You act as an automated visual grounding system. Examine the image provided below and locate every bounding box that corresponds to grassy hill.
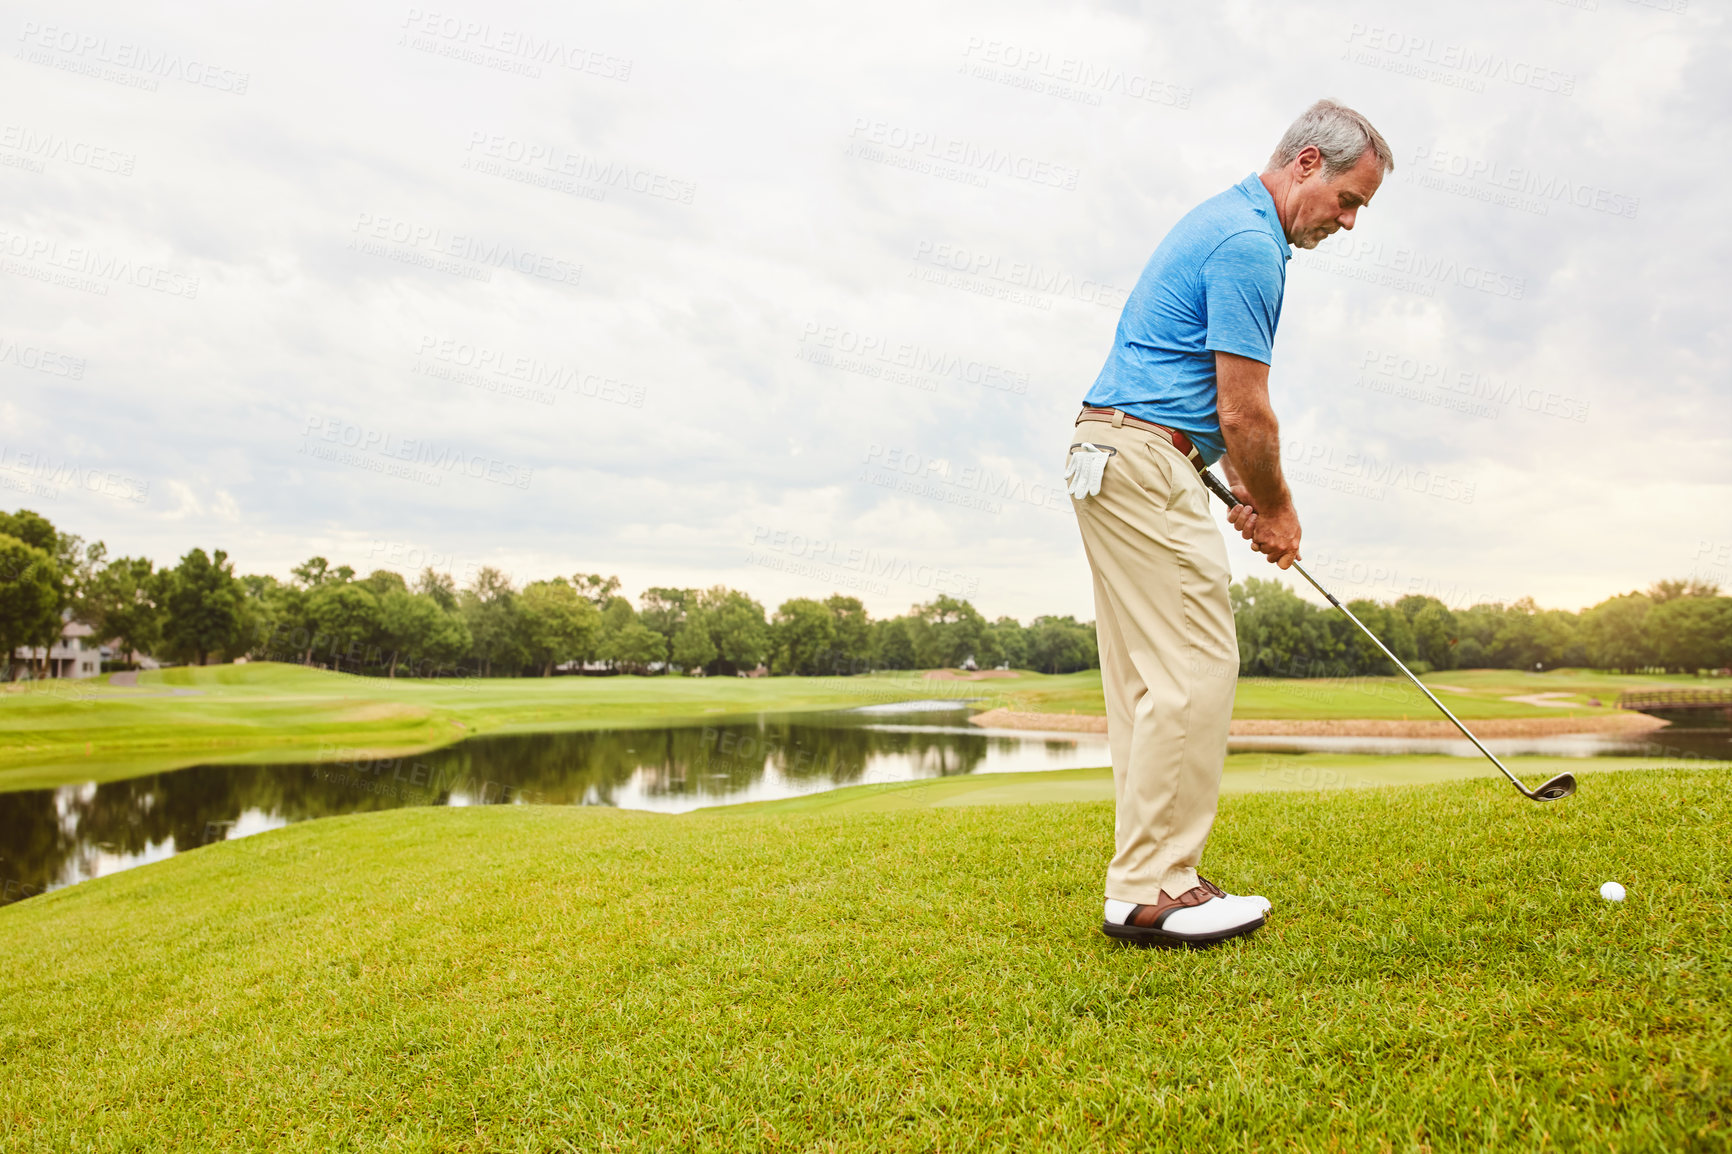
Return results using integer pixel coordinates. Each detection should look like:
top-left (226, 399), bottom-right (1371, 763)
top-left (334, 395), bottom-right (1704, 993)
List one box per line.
top-left (1, 765), bottom-right (1725, 1151)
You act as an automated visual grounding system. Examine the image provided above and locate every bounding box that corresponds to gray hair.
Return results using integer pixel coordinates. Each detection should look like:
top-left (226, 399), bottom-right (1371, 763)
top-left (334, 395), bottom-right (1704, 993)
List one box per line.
top-left (1266, 99), bottom-right (1394, 179)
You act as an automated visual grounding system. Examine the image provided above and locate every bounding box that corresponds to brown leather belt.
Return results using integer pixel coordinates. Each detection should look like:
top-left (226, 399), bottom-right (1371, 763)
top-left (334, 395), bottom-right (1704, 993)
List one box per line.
top-left (1075, 406), bottom-right (1205, 471)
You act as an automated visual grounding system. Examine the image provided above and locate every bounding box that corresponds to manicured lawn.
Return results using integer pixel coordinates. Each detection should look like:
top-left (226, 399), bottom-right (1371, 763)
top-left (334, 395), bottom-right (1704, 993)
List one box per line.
top-left (999, 667), bottom-right (1731, 722)
top-left (1, 764), bottom-right (1725, 1150)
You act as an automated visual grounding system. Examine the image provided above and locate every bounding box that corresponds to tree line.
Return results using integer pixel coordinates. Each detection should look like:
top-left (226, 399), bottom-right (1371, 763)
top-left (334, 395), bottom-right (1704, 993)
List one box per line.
top-left (0, 508), bottom-right (1097, 678)
top-left (1231, 576), bottom-right (1731, 676)
top-left (2, 506), bottom-right (1726, 679)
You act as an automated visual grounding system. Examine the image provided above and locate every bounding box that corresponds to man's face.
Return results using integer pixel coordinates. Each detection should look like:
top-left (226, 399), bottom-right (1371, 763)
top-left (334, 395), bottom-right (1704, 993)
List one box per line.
top-left (1285, 147), bottom-right (1384, 250)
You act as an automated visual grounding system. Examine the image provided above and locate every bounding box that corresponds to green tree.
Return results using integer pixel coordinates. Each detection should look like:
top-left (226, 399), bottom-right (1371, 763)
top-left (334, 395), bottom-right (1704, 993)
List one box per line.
top-left (379, 589), bottom-right (471, 677)
top-left (1340, 599), bottom-right (1414, 674)
top-left (671, 610), bottom-right (719, 673)
top-left (771, 598), bottom-right (837, 676)
top-left (0, 510), bottom-right (97, 676)
top-left (461, 567), bottom-right (523, 676)
top-left (159, 548), bottom-right (244, 666)
top-left (1580, 593), bottom-right (1652, 672)
top-left (359, 569), bottom-right (408, 597)
top-left (871, 616), bottom-right (918, 670)
top-left (415, 568), bottom-right (459, 612)
top-left (1646, 595), bottom-right (1732, 672)
top-left (573, 573), bottom-right (622, 608)
top-left (823, 595), bottom-right (872, 674)
top-left (85, 556), bottom-right (161, 663)
top-left (990, 616), bottom-right (1029, 670)
top-left (906, 595), bottom-right (994, 669)
top-left (308, 582), bottom-right (382, 671)
top-left (1231, 579), bottom-right (1343, 677)
top-left (290, 556), bottom-right (353, 587)
top-left (1409, 603), bottom-right (1458, 671)
top-left (520, 579), bottom-right (603, 676)
top-left (0, 535), bottom-right (60, 680)
top-left (1481, 598), bottom-right (1576, 670)
top-left (0, 510), bottom-right (57, 554)
top-left (639, 587), bottom-right (694, 648)
top-left (1648, 577), bottom-right (1721, 603)
top-left (1025, 615), bottom-right (1098, 674)
top-left (604, 622), bottom-right (666, 674)
top-left (697, 587), bottom-right (769, 674)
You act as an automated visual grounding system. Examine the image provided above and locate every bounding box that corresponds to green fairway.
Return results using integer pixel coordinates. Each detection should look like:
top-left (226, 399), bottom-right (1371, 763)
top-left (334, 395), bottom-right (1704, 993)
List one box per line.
top-left (998, 666), bottom-right (1731, 722)
top-left (1, 764), bottom-right (1725, 1151)
top-left (2, 663), bottom-right (1722, 792)
top-left (0, 663), bottom-right (964, 787)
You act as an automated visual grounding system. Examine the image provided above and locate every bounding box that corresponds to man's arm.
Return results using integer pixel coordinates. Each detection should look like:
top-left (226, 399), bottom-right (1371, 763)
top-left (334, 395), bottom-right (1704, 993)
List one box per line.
top-left (1215, 350), bottom-right (1301, 569)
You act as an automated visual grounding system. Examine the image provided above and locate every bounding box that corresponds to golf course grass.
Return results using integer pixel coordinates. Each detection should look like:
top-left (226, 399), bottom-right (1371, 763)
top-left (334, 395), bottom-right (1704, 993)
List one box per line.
top-left (2, 764), bottom-right (1726, 1151)
top-left (4, 663), bottom-right (1722, 792)
top-left (0, 663), bottom-right (967, 789)
top-left (994, 666), bottom-right (1728, 722)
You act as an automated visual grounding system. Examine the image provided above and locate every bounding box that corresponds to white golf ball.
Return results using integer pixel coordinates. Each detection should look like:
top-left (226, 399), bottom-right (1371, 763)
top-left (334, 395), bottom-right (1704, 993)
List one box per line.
top-left (1599, 881), bottom-right (1626, 902)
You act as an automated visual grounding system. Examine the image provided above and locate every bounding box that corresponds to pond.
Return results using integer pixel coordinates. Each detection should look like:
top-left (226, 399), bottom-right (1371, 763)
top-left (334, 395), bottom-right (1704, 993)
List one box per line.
top-left (2, 702), bottom-right (1726, 905)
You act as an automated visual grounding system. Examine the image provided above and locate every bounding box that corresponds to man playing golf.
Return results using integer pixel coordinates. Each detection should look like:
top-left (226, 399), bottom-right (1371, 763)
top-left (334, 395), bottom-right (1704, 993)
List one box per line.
top-left (1065, 99), bottom-right (1393, 947)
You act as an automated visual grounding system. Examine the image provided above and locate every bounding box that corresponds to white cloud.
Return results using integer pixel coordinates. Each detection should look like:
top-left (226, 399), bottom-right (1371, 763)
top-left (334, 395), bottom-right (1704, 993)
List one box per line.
top-left (2, 0), bottom-right (1727, 620)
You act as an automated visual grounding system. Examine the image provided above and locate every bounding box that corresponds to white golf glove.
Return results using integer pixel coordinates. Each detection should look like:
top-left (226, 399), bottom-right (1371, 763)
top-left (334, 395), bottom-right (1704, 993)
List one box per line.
top-left (1065, 443), bottom-right (1112, 500)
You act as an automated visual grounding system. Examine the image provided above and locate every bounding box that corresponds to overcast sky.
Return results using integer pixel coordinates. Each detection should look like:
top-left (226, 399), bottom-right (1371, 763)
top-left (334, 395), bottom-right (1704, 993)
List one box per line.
top-left (3, 0), bottom-right (1728, 623)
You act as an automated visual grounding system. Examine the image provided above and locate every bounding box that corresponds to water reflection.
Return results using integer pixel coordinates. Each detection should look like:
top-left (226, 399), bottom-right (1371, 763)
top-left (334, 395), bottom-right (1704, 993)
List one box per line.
top-left (2, 711), bottom-right (1724, 907)
top-left (0, 707), bottom-right (1109, 903)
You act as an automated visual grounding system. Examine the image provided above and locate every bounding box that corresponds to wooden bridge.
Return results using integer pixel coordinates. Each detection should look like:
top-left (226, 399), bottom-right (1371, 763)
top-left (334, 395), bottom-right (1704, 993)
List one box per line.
top-left (1617, 689), bottom-right (1732, 724)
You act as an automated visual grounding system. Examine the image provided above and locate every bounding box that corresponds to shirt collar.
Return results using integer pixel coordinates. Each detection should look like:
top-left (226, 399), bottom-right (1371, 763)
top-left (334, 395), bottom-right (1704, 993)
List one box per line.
top-left (1236, 172), bottom-right (1292, 261)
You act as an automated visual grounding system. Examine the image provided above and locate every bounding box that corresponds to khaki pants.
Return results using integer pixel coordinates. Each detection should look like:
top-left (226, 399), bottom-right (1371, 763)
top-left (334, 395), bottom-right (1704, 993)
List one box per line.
top-left (1067, 416), bottom-right (1239, 903)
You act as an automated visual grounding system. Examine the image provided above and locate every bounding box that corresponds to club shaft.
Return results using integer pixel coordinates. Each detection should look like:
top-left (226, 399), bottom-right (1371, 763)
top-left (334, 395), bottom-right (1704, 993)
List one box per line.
top-left (1198, 469), bottom-right (1534, 797)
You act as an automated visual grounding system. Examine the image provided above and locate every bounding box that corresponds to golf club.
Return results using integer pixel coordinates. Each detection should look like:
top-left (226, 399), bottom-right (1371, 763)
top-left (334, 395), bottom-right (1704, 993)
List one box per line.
top-left (1199, 468), bottom-right (1576, 803)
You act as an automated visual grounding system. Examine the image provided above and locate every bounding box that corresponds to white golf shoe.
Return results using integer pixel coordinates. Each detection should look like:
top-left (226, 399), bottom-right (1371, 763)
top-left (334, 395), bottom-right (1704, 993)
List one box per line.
top-left (1102, 884), bottom-right (1266, 948)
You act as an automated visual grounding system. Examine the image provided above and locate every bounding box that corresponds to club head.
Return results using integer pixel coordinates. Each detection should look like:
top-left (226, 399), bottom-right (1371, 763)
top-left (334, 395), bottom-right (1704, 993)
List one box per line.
top-left (1530, 772), bottom-right (1577, 802)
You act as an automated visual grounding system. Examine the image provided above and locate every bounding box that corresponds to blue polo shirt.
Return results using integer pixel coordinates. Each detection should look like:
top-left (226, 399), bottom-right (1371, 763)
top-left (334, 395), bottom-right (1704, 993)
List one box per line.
top-left (1083, 173), bottom-right (1291, 466)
